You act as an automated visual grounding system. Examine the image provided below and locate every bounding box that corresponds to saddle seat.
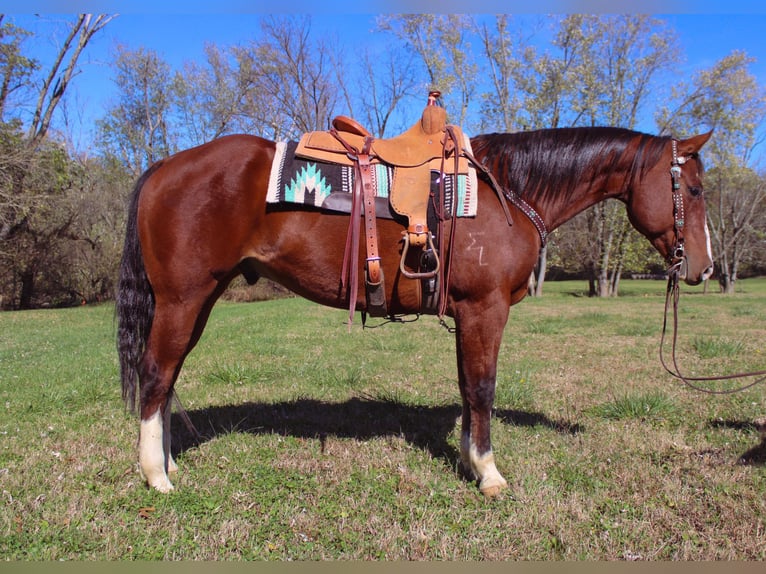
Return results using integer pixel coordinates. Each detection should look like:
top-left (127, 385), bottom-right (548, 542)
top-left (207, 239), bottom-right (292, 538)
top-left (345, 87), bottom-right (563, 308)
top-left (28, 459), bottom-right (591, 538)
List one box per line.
top-left (295, 98), bottom-right (470, 237)
top-left (328, 108), bottom-right (461, 167)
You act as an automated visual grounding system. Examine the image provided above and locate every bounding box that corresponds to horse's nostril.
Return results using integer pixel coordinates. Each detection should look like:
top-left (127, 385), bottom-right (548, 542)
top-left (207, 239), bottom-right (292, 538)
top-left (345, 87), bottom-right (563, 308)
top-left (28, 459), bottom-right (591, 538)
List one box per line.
top-left (702, 265), bottom-right (714, 281)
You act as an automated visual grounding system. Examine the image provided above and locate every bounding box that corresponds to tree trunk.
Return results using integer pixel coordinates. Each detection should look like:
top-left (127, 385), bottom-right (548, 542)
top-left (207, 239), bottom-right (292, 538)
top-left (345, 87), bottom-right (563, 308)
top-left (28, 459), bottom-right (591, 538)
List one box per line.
top-left (718, 262), bottom-right (738, 293)
top-left (719, 273), bottom-right (735, 294)
top-left (19, 269), bottom-right (35, 310)
top-left (586, 263), bottom-right (597, 297)
top-left (597, 265), bottom-right (610, 297)
top-left (716, 247), bottom-right (738, 294)
top-left (595, 204), bottom-right (613, 297)
top-left (610, 259), bottom-right (623, 296)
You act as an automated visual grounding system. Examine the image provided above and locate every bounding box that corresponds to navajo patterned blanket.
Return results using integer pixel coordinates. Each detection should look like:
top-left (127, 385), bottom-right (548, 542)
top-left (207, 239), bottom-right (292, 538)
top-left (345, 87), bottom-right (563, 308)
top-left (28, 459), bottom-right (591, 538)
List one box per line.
top-left (266, 141), bottom-right (478, 218)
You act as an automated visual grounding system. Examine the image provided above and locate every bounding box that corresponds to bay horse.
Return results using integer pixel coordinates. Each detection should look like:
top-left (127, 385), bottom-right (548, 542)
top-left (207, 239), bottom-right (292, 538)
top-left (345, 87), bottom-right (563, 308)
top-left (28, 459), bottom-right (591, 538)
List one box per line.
top-left (117, 126), bottom-right (713, 496)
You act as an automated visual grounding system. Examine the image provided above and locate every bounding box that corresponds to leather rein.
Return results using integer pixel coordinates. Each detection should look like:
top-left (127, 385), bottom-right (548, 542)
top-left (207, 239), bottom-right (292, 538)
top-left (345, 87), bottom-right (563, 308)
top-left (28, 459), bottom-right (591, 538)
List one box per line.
top-left (660, 139), bottom-right (766, 394)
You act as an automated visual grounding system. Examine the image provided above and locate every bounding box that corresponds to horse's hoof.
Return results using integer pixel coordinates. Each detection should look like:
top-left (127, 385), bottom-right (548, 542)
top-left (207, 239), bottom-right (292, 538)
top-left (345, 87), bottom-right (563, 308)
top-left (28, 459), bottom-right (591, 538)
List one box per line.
top-left (479, 477), bottom-right (508, 498)
top-left (150, 477), bottom-right (175, 493)
top-left (479, 483), bottom-right (506, 498)
top-left (139, 464), bottom-right (175, 493)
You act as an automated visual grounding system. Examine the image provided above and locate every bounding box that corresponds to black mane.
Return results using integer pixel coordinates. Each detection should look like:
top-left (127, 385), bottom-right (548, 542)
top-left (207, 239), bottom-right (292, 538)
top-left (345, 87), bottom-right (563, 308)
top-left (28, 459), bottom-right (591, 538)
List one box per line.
top-left (470, 127), bottom-right (671, 204)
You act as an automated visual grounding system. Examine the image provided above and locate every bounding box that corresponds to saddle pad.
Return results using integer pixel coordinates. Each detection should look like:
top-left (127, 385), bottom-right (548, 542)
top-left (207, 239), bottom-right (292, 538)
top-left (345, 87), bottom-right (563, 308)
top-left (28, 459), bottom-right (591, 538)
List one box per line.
top-left (267, 141), bottom-right (478, 217)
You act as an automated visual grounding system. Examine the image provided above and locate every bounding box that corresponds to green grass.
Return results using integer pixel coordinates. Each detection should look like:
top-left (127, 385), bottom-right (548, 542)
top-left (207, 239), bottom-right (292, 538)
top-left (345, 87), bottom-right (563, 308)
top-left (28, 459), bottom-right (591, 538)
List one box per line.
top-left (692, 336), bottom-right (745, 359)
top-left (1, 278), bottom-right (765, 560)
top-left (590, 391), bottom-right (678, 422)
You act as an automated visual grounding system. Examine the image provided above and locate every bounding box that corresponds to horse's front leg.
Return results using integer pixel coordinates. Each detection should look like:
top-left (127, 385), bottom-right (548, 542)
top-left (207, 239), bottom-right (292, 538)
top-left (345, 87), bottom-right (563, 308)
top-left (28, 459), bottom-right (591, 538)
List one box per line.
top-left (454, 299), bottom-right (510, 497)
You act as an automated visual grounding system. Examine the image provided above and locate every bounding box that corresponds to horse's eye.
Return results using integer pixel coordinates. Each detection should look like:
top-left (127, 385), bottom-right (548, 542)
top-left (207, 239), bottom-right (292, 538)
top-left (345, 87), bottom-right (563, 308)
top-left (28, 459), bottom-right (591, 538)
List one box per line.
top-left (689, 186), bottom-right (702, 197)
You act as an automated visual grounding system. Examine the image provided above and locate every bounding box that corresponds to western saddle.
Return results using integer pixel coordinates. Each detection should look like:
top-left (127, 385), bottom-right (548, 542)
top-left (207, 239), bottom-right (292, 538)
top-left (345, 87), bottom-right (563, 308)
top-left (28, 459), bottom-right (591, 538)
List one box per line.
top-left (294, 92), bottom-right (475, 324)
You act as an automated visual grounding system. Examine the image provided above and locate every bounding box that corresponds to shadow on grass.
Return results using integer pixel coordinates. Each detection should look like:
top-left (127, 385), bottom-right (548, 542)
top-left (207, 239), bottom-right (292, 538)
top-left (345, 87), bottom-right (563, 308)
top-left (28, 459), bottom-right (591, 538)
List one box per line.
top-left (170, 396), bottom-right (582, 476)
top-left (708, 418), bottom-right (766, 466)
top-left (738, 442), bottom-right (766, 465)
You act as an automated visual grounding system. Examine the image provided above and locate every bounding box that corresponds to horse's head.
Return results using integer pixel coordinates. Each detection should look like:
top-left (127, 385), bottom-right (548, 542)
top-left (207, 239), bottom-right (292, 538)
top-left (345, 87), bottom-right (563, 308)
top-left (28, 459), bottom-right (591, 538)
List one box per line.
top-left (627, 132), bottom-right (714, 285)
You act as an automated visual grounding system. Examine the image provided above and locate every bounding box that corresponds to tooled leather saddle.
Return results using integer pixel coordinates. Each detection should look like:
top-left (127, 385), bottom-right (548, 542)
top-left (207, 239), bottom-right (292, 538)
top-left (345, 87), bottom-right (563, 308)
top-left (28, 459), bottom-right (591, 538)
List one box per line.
top-left (294, 92), bottom-right (482, 324)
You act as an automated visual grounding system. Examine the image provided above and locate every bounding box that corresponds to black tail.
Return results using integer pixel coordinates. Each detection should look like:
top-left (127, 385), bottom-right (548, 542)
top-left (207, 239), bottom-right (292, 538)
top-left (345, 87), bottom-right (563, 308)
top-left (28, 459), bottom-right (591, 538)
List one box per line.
top-left (116, 166), bottom-right (160, 413)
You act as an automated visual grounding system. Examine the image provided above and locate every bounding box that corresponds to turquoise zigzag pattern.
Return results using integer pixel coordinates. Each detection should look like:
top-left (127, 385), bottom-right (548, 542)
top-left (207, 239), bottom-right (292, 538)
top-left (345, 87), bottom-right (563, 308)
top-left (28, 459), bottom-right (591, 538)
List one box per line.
top-left (284, 163), bottom-right (332, 204)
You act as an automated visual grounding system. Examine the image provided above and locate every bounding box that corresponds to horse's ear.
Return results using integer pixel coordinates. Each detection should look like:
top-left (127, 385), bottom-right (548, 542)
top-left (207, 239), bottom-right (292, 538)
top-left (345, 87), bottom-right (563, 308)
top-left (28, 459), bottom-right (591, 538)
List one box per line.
top-left (678, 130), bottom-right (713, 155)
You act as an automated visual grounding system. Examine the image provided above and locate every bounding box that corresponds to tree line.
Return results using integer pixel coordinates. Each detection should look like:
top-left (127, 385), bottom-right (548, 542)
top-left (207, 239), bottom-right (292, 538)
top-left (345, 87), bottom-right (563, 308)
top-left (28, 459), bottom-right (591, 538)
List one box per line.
top-left (1, 14), bottom-right (765, 309)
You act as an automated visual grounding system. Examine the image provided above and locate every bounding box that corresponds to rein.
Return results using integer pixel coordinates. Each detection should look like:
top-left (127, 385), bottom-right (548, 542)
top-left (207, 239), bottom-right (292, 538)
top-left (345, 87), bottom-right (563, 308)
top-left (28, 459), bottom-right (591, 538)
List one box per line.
top-left (660, 139), bottom-right (766, 394)
top-left (660, 267), bottom-right (766, 394)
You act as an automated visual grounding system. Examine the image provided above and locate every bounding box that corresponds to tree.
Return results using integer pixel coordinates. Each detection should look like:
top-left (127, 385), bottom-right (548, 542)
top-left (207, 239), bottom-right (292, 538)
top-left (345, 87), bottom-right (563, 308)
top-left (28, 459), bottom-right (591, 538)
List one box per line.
top-left (0, 16), bottom-right (37, 121)
top-left (704, 165), bottom-right (766, 291)
top-left (1, 137), bottom-right (86, 308)
top-left (476, 14), bottom-right (528, 133)
top-left (96, 45), bottom-right (176, 177)
top-left (335, 45), bottom-right (420, 138)
top-left (551, 15), bottom-right (676, 296)
top-left (0, 14), bottom-right (114, 309)
top-left (378, 14), bottom-right (478, 127)
top-left (172, 44), bottom-right (243, 146)
top-left (657, 51), bottom-right (766, 292)
top-left (245, 15), bottom-right (341, 140)
top-left (476, 15), bottom-right (593, 295)
top-left (476, 15), bottom-right (677, 296)
top-left (25, 15), bottom-right (115, 148)
top-left (581, 16), bottom-right (677, 296)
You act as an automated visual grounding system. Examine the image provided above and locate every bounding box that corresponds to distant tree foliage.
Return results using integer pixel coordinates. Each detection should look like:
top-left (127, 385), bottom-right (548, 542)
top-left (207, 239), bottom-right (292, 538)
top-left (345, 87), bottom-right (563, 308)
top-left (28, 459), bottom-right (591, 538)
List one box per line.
top-left (474, 15), bottom-right (680, 296)
top-left (0, 14), bottom-right (115, 309)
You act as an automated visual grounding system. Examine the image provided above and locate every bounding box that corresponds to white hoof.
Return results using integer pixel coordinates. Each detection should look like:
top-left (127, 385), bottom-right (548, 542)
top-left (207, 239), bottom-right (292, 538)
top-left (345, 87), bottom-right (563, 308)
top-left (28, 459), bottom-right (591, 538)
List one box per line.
top-left (150, 476), bottom-right (175, 493)
top-left (138, 461), bottom-right (175, 492)
top-left (479, 474), bottom-right (508, 498)
top-left (461, 432), bottom-right (509, 497)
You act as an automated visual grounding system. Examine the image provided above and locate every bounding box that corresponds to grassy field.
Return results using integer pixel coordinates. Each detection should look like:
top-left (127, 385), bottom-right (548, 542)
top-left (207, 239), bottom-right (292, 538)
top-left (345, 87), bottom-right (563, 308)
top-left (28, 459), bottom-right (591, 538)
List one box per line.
top-left (1, 278), bottom-right (765, 560)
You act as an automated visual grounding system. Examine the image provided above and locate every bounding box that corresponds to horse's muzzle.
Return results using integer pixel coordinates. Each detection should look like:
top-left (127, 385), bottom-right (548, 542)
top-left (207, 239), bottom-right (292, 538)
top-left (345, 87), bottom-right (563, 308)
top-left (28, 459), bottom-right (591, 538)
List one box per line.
top-left (673, 256), bottom-right (714, 286)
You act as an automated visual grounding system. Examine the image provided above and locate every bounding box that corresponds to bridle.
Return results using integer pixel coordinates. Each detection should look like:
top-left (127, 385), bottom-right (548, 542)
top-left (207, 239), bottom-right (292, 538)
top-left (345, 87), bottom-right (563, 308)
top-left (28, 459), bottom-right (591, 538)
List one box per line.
top-left (668, 139), bottom-right (688, 277)
top-left (660, 139), bottom-right (766, 394)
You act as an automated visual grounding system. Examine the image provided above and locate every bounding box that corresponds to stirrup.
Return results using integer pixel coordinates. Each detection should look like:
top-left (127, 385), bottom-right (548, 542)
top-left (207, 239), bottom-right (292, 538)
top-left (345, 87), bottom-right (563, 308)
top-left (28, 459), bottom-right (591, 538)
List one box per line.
top-left (399, 231), bottom-right (440, 280)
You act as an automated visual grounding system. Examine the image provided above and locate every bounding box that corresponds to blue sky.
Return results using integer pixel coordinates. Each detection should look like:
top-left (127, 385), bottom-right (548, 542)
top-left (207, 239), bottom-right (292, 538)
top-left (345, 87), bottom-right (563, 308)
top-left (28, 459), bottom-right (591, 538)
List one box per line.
top-left (4, 7), bottom-right (766, 154)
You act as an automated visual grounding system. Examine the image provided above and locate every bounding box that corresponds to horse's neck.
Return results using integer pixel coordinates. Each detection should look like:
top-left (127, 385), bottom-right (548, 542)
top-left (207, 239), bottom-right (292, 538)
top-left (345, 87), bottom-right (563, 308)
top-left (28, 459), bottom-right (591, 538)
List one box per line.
top-left (537, 163), bottom-right (629, 233)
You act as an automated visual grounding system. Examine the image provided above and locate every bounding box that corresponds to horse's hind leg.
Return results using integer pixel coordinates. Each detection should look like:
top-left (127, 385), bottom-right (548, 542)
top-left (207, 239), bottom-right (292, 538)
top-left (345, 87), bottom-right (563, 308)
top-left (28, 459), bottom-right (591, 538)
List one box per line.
top-left (138, 287), bottom-right (220, 492)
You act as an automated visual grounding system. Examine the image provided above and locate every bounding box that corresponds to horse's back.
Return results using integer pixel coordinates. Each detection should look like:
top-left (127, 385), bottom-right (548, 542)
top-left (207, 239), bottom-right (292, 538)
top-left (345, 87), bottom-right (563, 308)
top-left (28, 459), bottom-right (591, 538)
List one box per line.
top-left (142, 134), bottom-right (275, 199)
top-left (139, 133), bottom-right (275, 219)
